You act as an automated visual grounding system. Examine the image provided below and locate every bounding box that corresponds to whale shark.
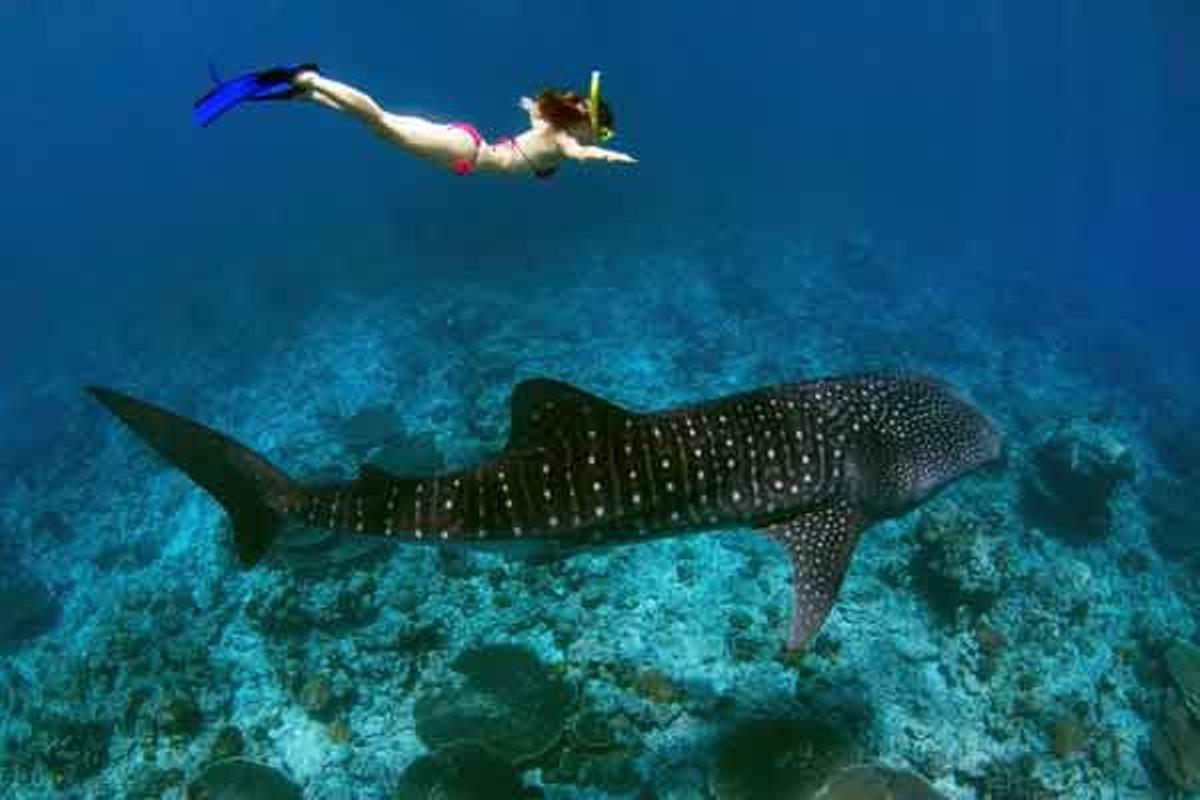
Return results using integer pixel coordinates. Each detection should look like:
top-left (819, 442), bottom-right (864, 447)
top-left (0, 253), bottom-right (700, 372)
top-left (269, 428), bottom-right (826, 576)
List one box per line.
top-left (87, 373), bottom-right (1001, 650)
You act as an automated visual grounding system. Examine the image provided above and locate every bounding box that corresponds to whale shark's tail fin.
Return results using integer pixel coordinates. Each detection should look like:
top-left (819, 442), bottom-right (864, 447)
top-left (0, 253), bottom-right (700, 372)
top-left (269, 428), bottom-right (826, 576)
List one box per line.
top-left (87, 386), bottom-right (300, 566)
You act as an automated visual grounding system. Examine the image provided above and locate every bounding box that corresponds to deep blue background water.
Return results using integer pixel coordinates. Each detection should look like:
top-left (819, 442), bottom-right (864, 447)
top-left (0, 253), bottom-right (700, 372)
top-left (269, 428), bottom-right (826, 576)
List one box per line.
top-left (4, 2), bottom-right (1195, 383)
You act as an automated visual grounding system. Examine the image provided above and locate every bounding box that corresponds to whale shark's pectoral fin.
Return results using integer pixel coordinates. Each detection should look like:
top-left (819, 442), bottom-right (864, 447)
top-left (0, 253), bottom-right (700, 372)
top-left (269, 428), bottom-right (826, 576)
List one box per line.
top-left (506, 378), bottom-right (635, 451)
top-left (762, 503), bottom-right (869, 651)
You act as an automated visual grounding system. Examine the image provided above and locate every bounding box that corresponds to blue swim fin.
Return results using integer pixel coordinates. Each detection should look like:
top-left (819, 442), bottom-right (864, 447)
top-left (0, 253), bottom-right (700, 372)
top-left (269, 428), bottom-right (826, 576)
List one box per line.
top-left (192, 62), bottom-right (318, 128)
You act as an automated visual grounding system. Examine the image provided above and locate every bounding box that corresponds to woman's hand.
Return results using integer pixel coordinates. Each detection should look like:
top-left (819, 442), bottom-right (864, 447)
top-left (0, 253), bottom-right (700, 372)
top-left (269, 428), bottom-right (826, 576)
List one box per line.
top-left (557, 133), bottom-right (638, 165)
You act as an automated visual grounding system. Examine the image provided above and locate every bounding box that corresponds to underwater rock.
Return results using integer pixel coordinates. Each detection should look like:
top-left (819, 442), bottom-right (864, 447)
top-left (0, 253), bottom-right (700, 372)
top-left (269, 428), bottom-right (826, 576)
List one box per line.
top-left (413, 643), bottom-right (574, 764)
top-left (1050, 712), bottom-right (1089, 760)
top-left (394, 620), bottom-right (447, 658)
top-left (157, 690), bottom-right (204, 739)
top-left (186, 758), bottom-right (302, 800)
top-left (208, 726), bottom-right (246, 762)
top-left (911, 505), bottom-right (1012, 621)
top-left (1166, 640), bottom-right (1200, 718)
top-left (542, 708), bottom-right (644, 794)
top-left (127, 766), bottom-right (187, 798)
top-left (0, 570), bottom-right (61, 648)
top-left (298, 671), bottom-right (348, 724)
top-left (1144, 475), bottom-right (1200, 561)
top-left (708, 716), bottom-right (858, 800)
top-left (371, 431), bottom-right (446, 475)
top-left (974, 756), bottom-right (1051, 799)
top-left (29, 717), bottom-right (112, 788)
top-left (1151, 640), bottom-right (1200, 791)
top-left (33, 509), bottom-right (73, 543)
top-left (1147, 412), bottom-right (1200, 477)
top-left (393, 743), bottom-right (542, 800)
top-left (246, 573), bottom-right (379, 635)
top-left (94, 537), bottom-right (162, 571)
top-left (299, 675), bottom-right (336, 721)
top-left (567, 709), bottom-right (628, 755)
top-left (327, 719), bottom-right (352, 744)
top-left (326, 404), bottom-right (408, 459)
top-left (633, 667), bottom-right (680, 705)
top-left (1151, 696), bottom-right (1200, 792)
top-left (544, 746), bottom-right (643, 796)
top-left (1022, 418), bottom-right (1134, 540)
top-left (813, 764), bottom-right (946, 799)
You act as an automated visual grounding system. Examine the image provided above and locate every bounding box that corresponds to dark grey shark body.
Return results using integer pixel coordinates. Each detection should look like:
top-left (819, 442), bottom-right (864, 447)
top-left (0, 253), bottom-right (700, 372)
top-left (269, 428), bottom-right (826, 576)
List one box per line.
top-left (88, 374), bottom-right (1001, 650)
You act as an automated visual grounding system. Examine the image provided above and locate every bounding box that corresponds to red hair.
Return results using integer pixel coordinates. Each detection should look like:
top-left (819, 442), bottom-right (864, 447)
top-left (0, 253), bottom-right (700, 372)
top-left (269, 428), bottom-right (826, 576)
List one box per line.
top-left (535, 89), bottom-right (614, 134)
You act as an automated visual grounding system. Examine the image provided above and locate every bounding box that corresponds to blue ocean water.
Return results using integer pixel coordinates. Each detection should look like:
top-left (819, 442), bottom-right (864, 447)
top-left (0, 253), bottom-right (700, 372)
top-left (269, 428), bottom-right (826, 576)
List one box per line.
top-left (2, 2), bottom-right (1198, 797)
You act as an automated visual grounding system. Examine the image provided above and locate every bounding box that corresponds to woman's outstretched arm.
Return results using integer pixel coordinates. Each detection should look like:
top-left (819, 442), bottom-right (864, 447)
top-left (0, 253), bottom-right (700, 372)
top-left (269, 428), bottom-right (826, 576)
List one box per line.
top-left (556, 133), bottom-right (638, 164)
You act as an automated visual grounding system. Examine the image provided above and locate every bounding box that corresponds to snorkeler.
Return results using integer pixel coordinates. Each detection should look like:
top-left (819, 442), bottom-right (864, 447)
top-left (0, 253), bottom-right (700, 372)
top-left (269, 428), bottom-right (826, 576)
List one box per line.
top-left (194, 64), bottom-right (637, 178)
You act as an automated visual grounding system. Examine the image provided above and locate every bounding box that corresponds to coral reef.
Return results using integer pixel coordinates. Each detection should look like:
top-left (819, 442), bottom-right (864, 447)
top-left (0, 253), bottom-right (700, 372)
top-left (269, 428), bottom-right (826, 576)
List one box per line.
top-left (1151, 700), bottom-right (1200, 792)
top-left (186, 758), bottom-right (302, 800)
top-left (325, 403), bottom-right (408, 460)
top-left (1152, 641), bottom-right (1200, 791)
top-left (245, 572), bottom-right (381, 635)
top-left (413, 643), bottom-right (575, 764)
top-left (1022, 418), bottom-right (1135, 540)
top-left (910, 504), bottom-right (1015, 622)
top-left (0, 570), bottom-right (60, 649)
top-left (21, 716), bottom-right (112, 789)
top-left (32, 510), bottom-right (73, 544)
top-left (208, 726), bottom-right (246, 762)
top-left (1167, 641), bottom-right (1200, 719)
top-left (1146, 411), bottom-right (1200, 477)
top-left (2, 227), bottom-right (1195, 797)
top-left (708, 716), bottom-right (859, 799)
top-left (543, 708), bottom-right (644, 795)
top-left (814, 764), bottom-right (946, 799)
top-left (1144, 474), bottom-right (1200, 562)
top-left (393, 744), bottom-right (542, 800)
top-left (972, 756), bottom-right (1058, 799)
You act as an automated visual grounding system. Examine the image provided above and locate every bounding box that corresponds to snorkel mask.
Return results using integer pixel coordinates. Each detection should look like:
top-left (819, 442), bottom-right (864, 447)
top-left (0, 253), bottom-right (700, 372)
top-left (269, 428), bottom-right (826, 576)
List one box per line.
top-left (589, 70), bottom-right (614, 142)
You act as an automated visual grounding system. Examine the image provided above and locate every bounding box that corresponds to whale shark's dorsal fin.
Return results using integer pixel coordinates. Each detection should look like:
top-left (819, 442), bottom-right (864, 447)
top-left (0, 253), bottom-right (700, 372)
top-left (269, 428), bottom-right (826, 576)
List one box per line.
top-left (506, 378), bottom-right (635, 451)
top-left (359, 463), bottom-right (397, 485)
top-left (762, 502), bottom-right (869, 651)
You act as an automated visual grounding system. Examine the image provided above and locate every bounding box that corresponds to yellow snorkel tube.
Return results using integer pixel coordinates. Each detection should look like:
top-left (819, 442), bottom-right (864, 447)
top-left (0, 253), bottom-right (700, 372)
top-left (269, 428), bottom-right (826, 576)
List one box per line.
top-left (589, 69), bottom-right (614, 142)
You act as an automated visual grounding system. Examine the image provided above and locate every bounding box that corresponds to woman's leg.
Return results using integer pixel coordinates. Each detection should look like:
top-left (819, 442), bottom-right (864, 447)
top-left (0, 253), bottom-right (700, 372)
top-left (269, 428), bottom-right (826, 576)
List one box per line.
top-left (294, 72), bottom-right (475, 163)
top-left (295, 73), bottom-right (382, 122)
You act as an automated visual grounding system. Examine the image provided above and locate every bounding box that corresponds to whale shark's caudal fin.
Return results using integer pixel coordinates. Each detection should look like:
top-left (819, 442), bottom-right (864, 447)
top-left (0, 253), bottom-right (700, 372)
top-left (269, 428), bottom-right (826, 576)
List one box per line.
top-left (87, 386), bottom-right (300, 566)
top-left (762, 502), bottom-right (868, 651)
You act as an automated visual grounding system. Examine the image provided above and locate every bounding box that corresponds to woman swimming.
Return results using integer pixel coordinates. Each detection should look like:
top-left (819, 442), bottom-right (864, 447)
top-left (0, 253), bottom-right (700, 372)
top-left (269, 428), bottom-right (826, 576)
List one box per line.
top-left (194, 64), bottom-right (637, 178)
